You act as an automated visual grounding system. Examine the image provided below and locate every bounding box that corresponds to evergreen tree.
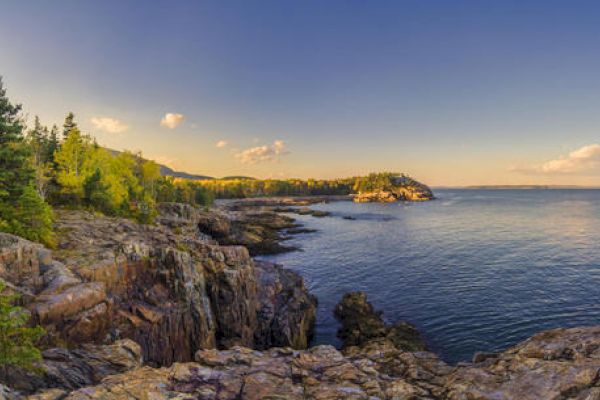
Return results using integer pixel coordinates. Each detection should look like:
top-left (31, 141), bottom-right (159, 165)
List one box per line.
top-left (83, 167), bottom-right (111, 213)
top-left (0, 78), bottom-right (55, 246)
top-left (12, 186), bottom-right (55, 247)
top-left (0, 281), bottom-right (44, 373)
top-left (62, 112), bottom-right (77, 140)
top-left (26, 117), bottom-right (52, 200)
top-left (0, 77), bottom-right (32, 205)
top-left (45, 125), bottom-right (60, 166)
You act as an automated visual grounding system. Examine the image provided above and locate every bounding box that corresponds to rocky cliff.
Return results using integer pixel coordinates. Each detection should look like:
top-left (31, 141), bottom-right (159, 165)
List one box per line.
top-left (0, 203), bottom-right (316, 384)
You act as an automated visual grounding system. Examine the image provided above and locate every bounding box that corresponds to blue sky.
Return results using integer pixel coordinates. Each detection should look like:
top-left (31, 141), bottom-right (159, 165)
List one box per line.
top-left (2, 0), bottom-right (600, 185)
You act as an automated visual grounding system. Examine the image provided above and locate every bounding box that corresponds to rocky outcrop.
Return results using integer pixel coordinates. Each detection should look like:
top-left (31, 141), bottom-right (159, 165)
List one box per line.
top-left (2, 340), bottom-right (141, 394)
top-left (28, 316), bottom-right (600, 399)
top-left (353, 178), bottom-right (434, 203)
top-left (36, 343), bottom-right (450, 399)
top-left (0, 206), bottom-right (316, 371)
top-left (195, 208), bottom-right (300, 255)
top-left (254, 261), bottom-right (317, 349)
top-left (444, 326), bottom-right (600, 400)
top-left (335, 291), bottom-right (427, 352)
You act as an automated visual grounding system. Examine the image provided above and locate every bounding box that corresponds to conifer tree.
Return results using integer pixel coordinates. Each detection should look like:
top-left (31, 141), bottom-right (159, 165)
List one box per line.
top-left (45, 125), bottom-right (60, 165)
top-left (0, 77), bottom-right (55, 246)
top-left (62, 112), bottom-right (77, 140)
top-left (0, 77), bottom-right (32, 205)
top-left (0, 281), bottom-right (44, 373)
top-left (26, 117), bottom-right (52, 200)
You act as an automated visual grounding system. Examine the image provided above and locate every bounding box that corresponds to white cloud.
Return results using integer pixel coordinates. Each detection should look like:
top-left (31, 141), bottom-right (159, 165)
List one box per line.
top-left (216, 140), bottom-right (228, 148)
top-left (509, 144), bottom-right (600, 176)
top-left (160, 113), bottom-right (185, 129)
top-left (235, 140), bottom-right (290, 164)
top-left (539, 144), bottom-right (600, 174)
top-left (90, 117), bottom-right (128, 134)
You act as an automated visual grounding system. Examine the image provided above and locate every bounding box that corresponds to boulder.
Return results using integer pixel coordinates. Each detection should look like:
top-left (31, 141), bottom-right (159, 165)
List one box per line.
top-left (334, 291), bottom-right (427, 352)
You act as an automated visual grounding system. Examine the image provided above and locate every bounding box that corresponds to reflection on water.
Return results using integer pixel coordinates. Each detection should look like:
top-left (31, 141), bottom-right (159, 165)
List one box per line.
top-left (259, 189), bottom-right (600, 363)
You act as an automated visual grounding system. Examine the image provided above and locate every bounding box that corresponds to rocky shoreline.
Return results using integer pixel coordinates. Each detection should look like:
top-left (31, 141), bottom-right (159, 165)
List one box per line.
top-left (1, 198), bottom-right (600, 399)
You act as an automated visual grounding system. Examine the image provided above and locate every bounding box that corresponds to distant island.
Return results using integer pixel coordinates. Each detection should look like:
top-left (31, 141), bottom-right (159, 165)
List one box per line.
top-left (352, 173), bottom-right (434, 202)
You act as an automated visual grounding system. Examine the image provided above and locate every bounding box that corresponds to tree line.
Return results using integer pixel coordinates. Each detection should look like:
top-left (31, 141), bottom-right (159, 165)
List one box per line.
top-left (198, 172), bottom-right (418, 199)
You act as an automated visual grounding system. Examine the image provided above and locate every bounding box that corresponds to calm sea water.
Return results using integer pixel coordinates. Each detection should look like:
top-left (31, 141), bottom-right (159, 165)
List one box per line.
top-left (258, 189), bottom-right (600, 363)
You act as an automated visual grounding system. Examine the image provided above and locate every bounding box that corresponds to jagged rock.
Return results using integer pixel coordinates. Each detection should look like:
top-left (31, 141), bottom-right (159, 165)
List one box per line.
top-left (53, 326), bottom-right (600, 400)
top-left (334, 291), bottom-right (427, 352)
top-left (196, 208), bottom-right (299, 255)
top-left (443, 326), bottom-right (600, 400)
top-left (0, 208), bottom-right (316, 369)
top-left (0, 233), bottom-right (44, 294)
top-left (2, 340), bottom-right (142, 394)
top-left (254, 261), bottom-right (317, 349)
top-left (55, 344), bottom-right (447, 399)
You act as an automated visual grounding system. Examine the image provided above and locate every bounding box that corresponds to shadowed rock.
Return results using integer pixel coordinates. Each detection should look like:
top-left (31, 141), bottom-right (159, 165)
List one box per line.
top-left (334, 291), bottom-right (427, 352)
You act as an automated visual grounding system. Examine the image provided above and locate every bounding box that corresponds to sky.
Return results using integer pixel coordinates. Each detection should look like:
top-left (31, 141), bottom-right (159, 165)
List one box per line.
top-left (2, 0), bottom-right (600, 186)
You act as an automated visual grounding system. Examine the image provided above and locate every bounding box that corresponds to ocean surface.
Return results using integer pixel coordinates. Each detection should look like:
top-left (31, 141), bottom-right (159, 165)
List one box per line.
top-left (258, 189), bottom-right (600, 363)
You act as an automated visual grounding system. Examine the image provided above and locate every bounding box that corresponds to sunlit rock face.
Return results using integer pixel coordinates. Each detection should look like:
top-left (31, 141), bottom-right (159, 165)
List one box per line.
top-left (0, 205), bottom-right (316, 371)
top-left (31, 319), bottom-right (600, 399)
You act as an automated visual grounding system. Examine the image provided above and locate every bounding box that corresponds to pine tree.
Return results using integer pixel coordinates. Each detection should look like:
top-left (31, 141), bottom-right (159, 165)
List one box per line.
top-left (0, 77), bottom-right (55, 246)
top-left (62, 112), bottom-right (77, 140)
top-left (0, 77), bottom-right (32, 205)
top-left (45, 125), bottom-right (60, 165)
top-left (26, 117), bottom-right (52, 200)
top-left (12, 186), bottom-right (55, 247)
top-left (0, 281), bottom-right (44, 374)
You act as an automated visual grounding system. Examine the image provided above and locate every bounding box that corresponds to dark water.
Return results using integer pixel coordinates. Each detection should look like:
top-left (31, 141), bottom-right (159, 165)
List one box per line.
top-left (258, 189), bottom-right (600, 363)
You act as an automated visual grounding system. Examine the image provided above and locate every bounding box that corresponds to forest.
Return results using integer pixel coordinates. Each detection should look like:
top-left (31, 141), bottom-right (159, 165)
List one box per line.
top-left (198, 172), bottom-right (418, 199)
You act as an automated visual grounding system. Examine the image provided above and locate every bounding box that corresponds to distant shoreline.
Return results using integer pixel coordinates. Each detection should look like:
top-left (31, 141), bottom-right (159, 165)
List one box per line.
top-left (434, 185), bottom-right (600, 190)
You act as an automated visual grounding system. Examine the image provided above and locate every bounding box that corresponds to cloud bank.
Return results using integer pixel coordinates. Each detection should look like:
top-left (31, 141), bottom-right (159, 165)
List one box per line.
top-left (216, 140), bottom-right (228, 148)
top-left (160, 113), bottom-right (185, 129)
top-left (90, 117), bottom-right (128, 134)
top-left (235, 140), bottom-right (289, 164)
top-left (512, 143), bottom-right (600, 175)
top-left (540, 144), bottom-right (600, 174)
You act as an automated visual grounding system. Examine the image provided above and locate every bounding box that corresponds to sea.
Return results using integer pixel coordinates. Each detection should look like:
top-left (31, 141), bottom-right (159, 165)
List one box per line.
top-left (258, 189), bottom-right (600, 363)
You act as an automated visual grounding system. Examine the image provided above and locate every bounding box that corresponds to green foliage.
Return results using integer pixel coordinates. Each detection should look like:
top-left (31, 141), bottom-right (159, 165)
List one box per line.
top-left (0, 281), bottom-right (45, 371)
top-left (26, 116), bottom-right (55, 200)
top-left (0, 77), bottom-right (31, 204)
top-left (197, 173), bottom-right (417, 199)
top-left (62, 112), bottom-right (77, 140)
top-left (54, 126), bottom-right (92, 203)
top-left (156, 176), bottom-right (214, 208)
top-left (0, 78), bottom-right (55, 246)
top-left (10, 186), bottom-right (55, 247)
